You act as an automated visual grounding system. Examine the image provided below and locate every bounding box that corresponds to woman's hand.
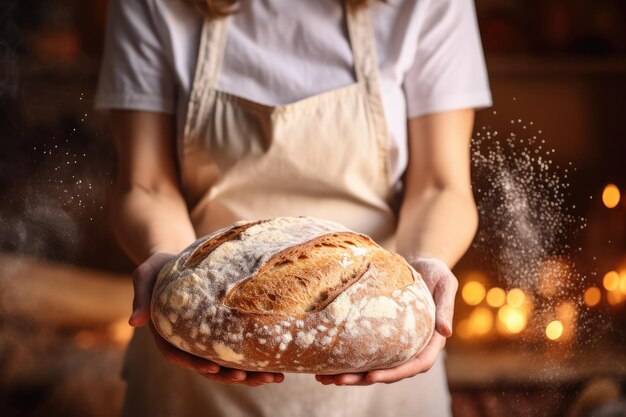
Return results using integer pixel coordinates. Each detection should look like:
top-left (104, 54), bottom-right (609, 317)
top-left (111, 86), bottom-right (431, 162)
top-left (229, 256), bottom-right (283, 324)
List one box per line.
top-left (130, 252), bottom-right (285, 387)
top-left (315, 257), bottom-right (457, 386)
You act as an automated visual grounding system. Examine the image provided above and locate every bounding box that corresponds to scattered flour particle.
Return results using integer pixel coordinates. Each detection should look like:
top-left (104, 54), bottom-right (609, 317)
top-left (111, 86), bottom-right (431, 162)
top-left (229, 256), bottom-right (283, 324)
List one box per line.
top-left (316, 325), bottom-right (327, 332)
top-left (157, 314), bottom-right (173, 336)
top-left (329, 292), bottom-right (351, 324)
top-left (213, 342), bottom-right (244, 364)
top-left (362, 297), bottom-right (398, 319)
top-left (321, 336), bottom-right (333, 345)
top-left (403, 311), bottom-right (416, 334)
top-left (350, 246), bottom-right (368, 256)
top-left (380, 324), bottom-right (392, 337)
top-left (338, 257), bottom-right (353, 268)
top-left (169, 291), bottom-right (189, 309)
top-left (170, 336), bottom-right (187, 351)
top-left (295, 331), bottom-right (316, 349)
top-left (259, 338), bottom-right (267, 345)
top-left (199, 322), bottom-right (211, 335)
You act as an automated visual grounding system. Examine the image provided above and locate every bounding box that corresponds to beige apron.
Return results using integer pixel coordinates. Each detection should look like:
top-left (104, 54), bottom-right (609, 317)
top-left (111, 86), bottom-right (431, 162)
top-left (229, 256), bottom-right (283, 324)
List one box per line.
top-left (122, 3), bottom-right (451, 416)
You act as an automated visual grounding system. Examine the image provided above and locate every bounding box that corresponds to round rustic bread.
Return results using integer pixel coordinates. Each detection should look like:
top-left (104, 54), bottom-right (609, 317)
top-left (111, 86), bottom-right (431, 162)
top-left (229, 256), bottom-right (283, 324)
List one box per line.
top-left (151, 216), bottom-right (435, 374)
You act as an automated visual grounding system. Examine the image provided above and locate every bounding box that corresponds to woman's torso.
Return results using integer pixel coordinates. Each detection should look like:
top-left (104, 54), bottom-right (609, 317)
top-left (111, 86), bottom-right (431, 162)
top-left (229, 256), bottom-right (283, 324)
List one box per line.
top-left (154, 0), bottom-right (429, 186)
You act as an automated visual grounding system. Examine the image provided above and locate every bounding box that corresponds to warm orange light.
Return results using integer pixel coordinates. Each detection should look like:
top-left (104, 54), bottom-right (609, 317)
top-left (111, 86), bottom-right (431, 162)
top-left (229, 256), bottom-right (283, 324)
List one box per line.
top-left (497, 305), bottom-right (526, 334)
top-left (603, 271), bottom-right (620, 291)
top-left (546, 320), bottom-right (563, 340)
top-left (607, 290), bottom-right (624, 306)
top-left (583, 287), bottom-right (601, 307)
top-left (619, 271), bottom-right (626, 296)
top-left (108, 319), bottom-right (134, 345)
top-left (602, 184), bottom-right (621, 208)
top-left (469, 307), bottom-right (494, 336)
top-left (507, 288), bottom-right (526, 308)
top-left (462, 281), bottom-right (486, 306)
top-left (486, 287), bottom-right (506, 307)
top-left (456, 319), bottom-right (472, 340)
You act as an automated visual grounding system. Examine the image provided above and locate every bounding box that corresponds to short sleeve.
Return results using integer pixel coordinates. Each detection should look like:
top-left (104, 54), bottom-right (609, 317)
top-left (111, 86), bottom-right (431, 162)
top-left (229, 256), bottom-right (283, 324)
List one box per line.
top-left (403, 0), bottom-right (492, 118)
top-left (95, 0), bottom-right (176, 113)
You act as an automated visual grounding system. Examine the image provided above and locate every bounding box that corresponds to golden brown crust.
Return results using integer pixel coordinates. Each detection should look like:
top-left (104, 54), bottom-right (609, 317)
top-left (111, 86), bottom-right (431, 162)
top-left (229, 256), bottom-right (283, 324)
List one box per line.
top-left (224, 232), bottom-right (381, 315)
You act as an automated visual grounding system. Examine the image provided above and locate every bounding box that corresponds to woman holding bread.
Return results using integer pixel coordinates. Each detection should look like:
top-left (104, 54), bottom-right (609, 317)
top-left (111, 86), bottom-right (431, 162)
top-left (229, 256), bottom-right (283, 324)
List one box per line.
top-left (96, 0), bottom-right (491, 415)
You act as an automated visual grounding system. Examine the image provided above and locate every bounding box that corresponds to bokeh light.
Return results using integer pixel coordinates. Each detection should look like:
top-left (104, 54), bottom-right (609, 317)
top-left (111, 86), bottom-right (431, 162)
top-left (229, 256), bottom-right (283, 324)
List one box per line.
top-left (469, 307), bottom-right (494, 336)
top-left (619, 271), bottom-right (626, 296)
top-left (546, 320), bottom-right (563, 340)
top-left (486, 287), bottom-right (506, 307)
top-left (456, 319), bottom-right (472, 340)
top-left (583, 287), bottom-right (601, 307)
top-left (603, 271), bottom-right (620, 291)
top-left (506, 288), bottom-right (526, 308)
top-left (607, 290), bottom-right (624, 306)
top-left (462, 281), bottom-right (486, 306)
top-left (602, 184), bottom-right (621, 208)
top-left (497, 305), bottom-right (527, 334)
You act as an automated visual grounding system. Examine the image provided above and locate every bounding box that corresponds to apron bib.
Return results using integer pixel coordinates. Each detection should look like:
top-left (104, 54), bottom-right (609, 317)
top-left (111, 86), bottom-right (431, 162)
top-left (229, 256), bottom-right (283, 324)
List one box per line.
top-left (122, 4), bottom-right (451, 416)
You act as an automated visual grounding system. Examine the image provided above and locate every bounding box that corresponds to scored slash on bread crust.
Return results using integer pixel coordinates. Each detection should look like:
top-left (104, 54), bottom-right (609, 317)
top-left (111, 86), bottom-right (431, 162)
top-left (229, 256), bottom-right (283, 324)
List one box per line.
top-left (224, 232), bottom-right (381, 315)
top-left (184, 220), bottom-right (263, 268)
top-left (151, 216), bottom-right (435, 374)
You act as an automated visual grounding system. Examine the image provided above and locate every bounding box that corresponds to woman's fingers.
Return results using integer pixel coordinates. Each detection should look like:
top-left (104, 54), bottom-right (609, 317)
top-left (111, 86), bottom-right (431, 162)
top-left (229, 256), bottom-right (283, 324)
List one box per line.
top-left (314, 334), bottom-right (446, 386)
top-left (200, 368), bottom-right (285, 386)
top-left (432, 274), bottom-right (458, 337)
top-left (201, 369), bottom-right (285, 386)
top-left (315, 372), bottom-right (367, 386)
top-left (364, 333), bottom-right (446, 384)
top-left (150, 321), bottom-right (284, 386)
top-left (410, 257), bottom-right (458, 337)
top-left (129, 253), bottom-right (174, 327)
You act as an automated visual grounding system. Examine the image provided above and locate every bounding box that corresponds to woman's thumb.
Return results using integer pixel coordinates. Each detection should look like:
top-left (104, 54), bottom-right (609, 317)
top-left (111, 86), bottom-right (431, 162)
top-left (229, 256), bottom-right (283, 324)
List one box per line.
top-left (129, 253), bottom-right (171, 327)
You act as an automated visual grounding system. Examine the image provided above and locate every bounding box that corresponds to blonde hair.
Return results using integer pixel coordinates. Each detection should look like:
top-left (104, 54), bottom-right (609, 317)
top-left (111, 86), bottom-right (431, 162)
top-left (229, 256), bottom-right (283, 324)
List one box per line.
top-left (185, 0), bottom-right (377, 20)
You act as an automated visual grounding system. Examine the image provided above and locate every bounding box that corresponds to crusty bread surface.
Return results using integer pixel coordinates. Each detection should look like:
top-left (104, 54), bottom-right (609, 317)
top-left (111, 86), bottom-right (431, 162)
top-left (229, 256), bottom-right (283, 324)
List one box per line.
top-left (151, 216), bottom-right (435, 374)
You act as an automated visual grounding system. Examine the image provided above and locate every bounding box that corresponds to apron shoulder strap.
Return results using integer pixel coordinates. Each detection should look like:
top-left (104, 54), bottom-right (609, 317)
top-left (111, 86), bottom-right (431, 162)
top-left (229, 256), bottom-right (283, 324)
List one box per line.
top-left (345, 3), bottom-right (381, 89)
top-left (184, 16), bottom-right (229, 139)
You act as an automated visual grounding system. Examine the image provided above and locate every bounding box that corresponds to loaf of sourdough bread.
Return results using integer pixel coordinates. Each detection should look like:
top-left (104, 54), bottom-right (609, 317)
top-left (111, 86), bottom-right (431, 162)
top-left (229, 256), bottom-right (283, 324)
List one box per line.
top-left (151, 216), bottom-right (435, 374)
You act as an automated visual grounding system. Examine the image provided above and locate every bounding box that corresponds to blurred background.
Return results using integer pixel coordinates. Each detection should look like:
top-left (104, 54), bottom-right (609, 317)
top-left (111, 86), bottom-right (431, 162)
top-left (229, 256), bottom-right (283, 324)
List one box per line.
top-left (0, 0), bottom-right (625, 416)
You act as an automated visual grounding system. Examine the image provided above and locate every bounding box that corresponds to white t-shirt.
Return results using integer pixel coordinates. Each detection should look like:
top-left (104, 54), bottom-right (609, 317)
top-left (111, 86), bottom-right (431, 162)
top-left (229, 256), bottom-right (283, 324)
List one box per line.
top-left (96, 0), bottom-right (492, 184)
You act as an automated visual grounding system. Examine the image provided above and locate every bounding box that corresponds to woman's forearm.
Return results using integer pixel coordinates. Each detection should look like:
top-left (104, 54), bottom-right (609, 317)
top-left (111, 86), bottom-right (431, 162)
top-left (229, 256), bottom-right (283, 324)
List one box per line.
top-left (110, 185), bottom-right (197, 265)
top-left (395, 186), bottom-right (478, 268)
top-left (395, 109), bottom-right (477, 268)
top-left (108, 110), bottom-right (197, 266)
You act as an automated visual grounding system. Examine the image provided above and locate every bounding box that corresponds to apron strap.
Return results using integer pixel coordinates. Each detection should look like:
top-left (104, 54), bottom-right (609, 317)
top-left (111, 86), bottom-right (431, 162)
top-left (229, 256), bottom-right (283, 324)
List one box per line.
top-left (184, 17), bottom-right (229, 139)
top-left (345, 2), bottom-right (391, 184)
top-left (345, 2), bottom-right (379, 89)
